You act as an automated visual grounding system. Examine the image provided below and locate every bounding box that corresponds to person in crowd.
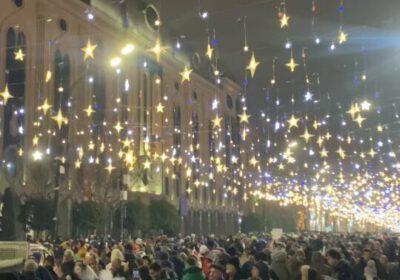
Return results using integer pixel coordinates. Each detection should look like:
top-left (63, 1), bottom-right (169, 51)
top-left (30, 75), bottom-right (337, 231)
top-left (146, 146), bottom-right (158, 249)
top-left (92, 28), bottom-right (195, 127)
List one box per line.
top-left (181, 256), bottom-right (205, 280)
top-left (31, 252), bottom-right (53, 280)
top-left (225, 257), bottom-right (240, 280)
top-left (61, 249), bottom-right (76, 280)
top-left (149, 263), bottom-right (162, 280)
top-left (270, 249), bottom-right (289, 280)
top-left (311, 251), bottom-right (331, 278)
top-left (208, 264), bottom-right (225, 280)
top-left (326, 248), bottom-right (353, 280)
top-left (108, 248), bottom-right (130, 279)
top-left (364, 260), bottom-right (378, 280)
top-left (44, 256), bottom-right (59, 280)
top-left (22, 260), bottom-right (39, 280)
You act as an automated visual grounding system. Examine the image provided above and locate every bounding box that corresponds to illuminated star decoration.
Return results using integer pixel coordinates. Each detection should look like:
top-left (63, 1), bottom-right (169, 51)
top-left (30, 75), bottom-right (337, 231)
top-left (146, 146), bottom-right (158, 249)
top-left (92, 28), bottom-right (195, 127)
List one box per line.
top-left (38, 98), bottom-right (52, 115)
top-left (347, 103), bottom-right (360, 119)
top-left (156, 102), bottom-right (165, 113)
top-left (300, 128), bottom-right (314, 143)
top-left (368, 148), bottom-right (376, 158)
top-left (336, 146), bottom-right (346, 159)
top-left (280, 13), bottom-right (290, 28)
top-left (212, 115), bottom-right (223, 128)
top-left (84, 104), bottom-right (95, 117)
top-left (206, 43), bottom-right (213, 60)
top-left (361, 100), bottom-right (371, 111)
top-left (143, 159), bottom-right (152, 170)
top-left (320, 147), bottom-right (329, 158)
top-left (354, 114), bottom-right (366, 128)
top-left (304, 91), bottom-right (313, 102)
top-left (249, 156), bottom-right (259, 167)
top-left (105, 162), bottom-right (116, 174)
top-left (81, 39), bottom-right (97, 61)
top-left (114, 122), bottom-right (123, 134)
top-left (0, 84), bottom-right (14, 105)
top-left (287, 115), bottom-right (300, 129)
top-left (51, 109), bottom-right (68, 129)
top-left (180, 66), bottom-right (193, 83)
top-left (238, 111), bottom-right (251, 124)
top-left (14, 49), bottom-right (25, 61)
top-left (286, 58), bottom-right (299, 72)
top-left (246, 52), bottom-right (260, 78)
top-left (338, 30), bottom-right (348, 44)
top-left (150, 38), bottom-right (167, 62)
top-left (74, 160), bottom-right (82, 169)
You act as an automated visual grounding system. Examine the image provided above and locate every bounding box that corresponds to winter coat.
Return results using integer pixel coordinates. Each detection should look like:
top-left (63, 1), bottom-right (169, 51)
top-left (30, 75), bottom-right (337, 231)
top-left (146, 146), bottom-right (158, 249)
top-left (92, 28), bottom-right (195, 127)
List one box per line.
top-left (332, 260), bottom-right (353, 280)
top-left (387, 265), bottom-right (400, 280)
top-left (311, 252), bottom-right (331, 277)
top-left (182, 266), bottom-right (206, 280)
top-left (270, 251), bottom-right (289, 280)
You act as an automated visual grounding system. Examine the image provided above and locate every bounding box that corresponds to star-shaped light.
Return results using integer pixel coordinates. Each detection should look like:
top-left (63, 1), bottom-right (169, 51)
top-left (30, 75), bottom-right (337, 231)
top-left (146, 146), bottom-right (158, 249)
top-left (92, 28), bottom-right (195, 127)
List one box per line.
top-left (180, 66), bottom-right (193, 83)
top-left (336, 146), bottom-right (346, 159)
top-left (304, 91), bottom-right (313, 101)
top-left (317, 136), bottom-right (324, 147)
top-left (17, 148), bottom-right (23, 157)
top-left (32, 135), bottom-right (39, 146)
top-left (105, 162), bottom-right (116, 174)
top-left (114, 122), bottom-right (123, 134)
top-left (88, 142), bottom-right (95, 150)
top-left (300, 128), bottom-right (314, 143)
top-left (287, 115), bottom-right (299, 129)
top-left (377, 125), bottom-right (383, 132)
top-left (206, 43), bottom-right (213, 60)
top-left (160, 153), bottom-right (168, 162)
top-left (238, 111), bottom-right (251, 124)
top-left (312, 120), bottom-right (320, 130)
top-left (249, 156), bottom-right (259, 167)
top-left (156, 102), bottom-right (165, 113)
top-left (150, 38), bottom-right (167, 62)
top-left (121, 137), bottom-right (132, 149)
top-left (143, 159), bottom-right (152, 170)
top-left (81, 39), bottom-right (97, 61)
top-left (38, 98), bottom-right (52, 115)
top-left (84, 104), bottom-right (95, 117)
top-left (124, 150), bottom-right (136, 167)
top-left (280, 13), bottom-right (290, 28)
top-left (212, 115), bottom-right (223, 128)
top-left (286, 58), bottom-right (299, 72)
top-left (14, 49), bottom-right (25, 61)
top-left (320, 147), bottom-right (329, 158)
top-left (360, 100), bottom-right (371, 111)
top-left (325, 131), bottom-right (332, 141)
top-left (354, 114), bottom-right (366, 128)
top-left (74, 160), bottom-right (82, 169)
top-left (0, 84), bottom-right (13, 105)
top-left (368, 148), bottom-right (377, 158)
top-left (246, 52), bottom-right (260, 78)
top-left (32, 150), bottom-right (43, 161)
top-left (338, 31), bottom-right (348, 44)
top-left (347, 103), bottom-right (360, 119)
top-left (51, 109), bottom-right (68, 129)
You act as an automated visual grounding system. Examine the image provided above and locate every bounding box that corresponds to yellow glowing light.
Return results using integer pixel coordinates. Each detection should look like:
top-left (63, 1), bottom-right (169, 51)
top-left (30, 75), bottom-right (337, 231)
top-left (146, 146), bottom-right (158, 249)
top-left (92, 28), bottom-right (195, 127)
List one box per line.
top-left (156, 103), bottom-right (165, 113)
top-left (246, 52), bottom-right (260, 78)
top-left (338, 31), bottom-right (348, 44)
top-left (286, 58), bottom-right (299, 72)
top-left (110, 57), bottom-right (122, 67)
top-left (280, 13), bottom-right (290, 28)
top-left (160, 153), bottom-right (168, 162)
top-left (317, 136), bottom-right (324, 147)
top-left (249, 156), bottom-right (259, 167)
top-left (121, 138), bottom-right (132, 149)
top-left (81, 39), bottom-right (97, 61)
top-left (354, 114), bottom-right (366, 128)
top-left (238, 111), bottom-right (251, 124)
top-left (287, 115), bottom-right (300, 129)
top-left (88, 142), bottom-right (95, 150)
top-left (368, 148), bottom-right (377, 158)
top-left (121, 44), bottom-right (135, 55)
top-left (18, 148), bottom-right (23, 157)
top-left (14, 49), bottom-right (25, 61)
top-left (347, 103), bottom-right (360, 119)
top-left (206, 44), bottom-right (213, 60)
top-left (74, 160), bottom-right (82, 169)
top-left (114, 122), bottom-right (123, 134)
top-left (212, 115), bottom-right (223, 128)
top-left (300, 128), bottom-right (314, 143)
top-left (0, 84), bottom-right (14, 105)
top-left (377, 125), bottom-right (383, 132)
top-left (32, 150), bottom-right (43, 161)
top-left (336, 146), bottom-right (346, 159)
top-left (105, 163), bottom-right (116, 174)
top-left (312, 120), bottom-right (320, 130)
top-left (143, 159), bottom-right (151, 170)
top-left (150, 38), bottom-right (167, 62)
top-left (320, 147), bottom-right (329, 158)
top-left (51, 109), bottom-right (68, 130)
top-left (84, 104), bottom-right (95, 117)
top-left (38, 98), bottom-right (52, 115)
top-left (180, 66), bottom-right (193, 83)
top-left (32, 135), bottom-right (39, 146)
top-left (45, 70), bottom-right (52, 83)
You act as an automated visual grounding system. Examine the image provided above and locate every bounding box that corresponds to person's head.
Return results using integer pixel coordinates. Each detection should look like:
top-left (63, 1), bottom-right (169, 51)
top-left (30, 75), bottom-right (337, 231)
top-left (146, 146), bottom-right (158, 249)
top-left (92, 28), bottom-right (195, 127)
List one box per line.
top-left (149, 262), bottom-right (162, 280)
top-left (300, 265), bottom-right (318, 280)
top-left (186, 256), bottom-right (197, 268)
top-left (326, 249), bottom-right (341, 267)
top-left (226, 258), bottom-right (239, 276)
top-left (209, 264), bottom-right (225, 280)
top-left (24, 259), bottom-right (38, 273)
top-left (44, 255), bottom-right (55, 267)
top-left (63, 249), bottom-right (74, 263)
top-left (143, 256), bottom-right (152, 267)
top-left (254, 252), bottom-right (267, 262)
top-left (362, 249), bottom-right (371, 262)
top-left (250, 264), bottom-right (260, 279)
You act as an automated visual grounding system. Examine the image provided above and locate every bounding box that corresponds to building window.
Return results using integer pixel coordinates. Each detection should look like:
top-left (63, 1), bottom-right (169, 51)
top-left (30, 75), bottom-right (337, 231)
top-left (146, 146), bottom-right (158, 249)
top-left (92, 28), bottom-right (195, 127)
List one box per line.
top-left (4, 28), bottom-right (25, 150)
top-left (144, 4), bottom-right (160, 32)
top-left (58, 19), bottom-right (68, 32)
top-left (164, 177), bottom-right (169, 196)
top-left (53, 50), bottom-right (70, 156)
top-left (226, 94), bottom-right (233, 109)
top-left (192, 91), bottom-right (197, 100)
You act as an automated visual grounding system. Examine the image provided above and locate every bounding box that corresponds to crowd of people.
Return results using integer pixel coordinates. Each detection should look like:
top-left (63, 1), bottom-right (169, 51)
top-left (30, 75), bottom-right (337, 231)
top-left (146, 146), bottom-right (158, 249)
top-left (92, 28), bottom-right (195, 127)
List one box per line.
top-left (3, 231), bottom-right (400, 280)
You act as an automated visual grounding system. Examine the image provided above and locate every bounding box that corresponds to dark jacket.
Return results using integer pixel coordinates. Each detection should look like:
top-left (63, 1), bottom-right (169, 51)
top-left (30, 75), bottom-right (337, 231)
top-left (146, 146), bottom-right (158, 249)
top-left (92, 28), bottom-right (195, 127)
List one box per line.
top-left (35, 266), bottom-right (53, 280)
top-left (333, 260), bottom-right (353, 280)
top-left (61, 261), bottom-right (75, 279)
top-left (112, 267), bottom-right (131, 280)
top-left (45, 265), bottom-right (59, 280)
top-left (387, 265), bottom-right (400, 280)
top-left (353, 259), bottom-right (386, 280)
top-left (254, 261), bottom-right (269, 280)
top-left (182, 267), bottom-right (205, 280)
